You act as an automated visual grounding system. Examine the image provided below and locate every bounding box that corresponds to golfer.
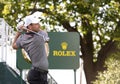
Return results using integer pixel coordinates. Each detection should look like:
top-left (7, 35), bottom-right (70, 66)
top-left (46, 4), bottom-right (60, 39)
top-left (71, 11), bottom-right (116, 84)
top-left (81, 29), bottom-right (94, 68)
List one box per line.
top-left (12, 15), bottom-right (49, 84)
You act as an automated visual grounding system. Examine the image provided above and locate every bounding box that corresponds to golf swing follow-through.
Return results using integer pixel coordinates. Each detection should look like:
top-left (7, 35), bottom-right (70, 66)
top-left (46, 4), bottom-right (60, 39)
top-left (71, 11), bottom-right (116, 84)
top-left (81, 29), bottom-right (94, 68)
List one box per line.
top-left (12, 14), bottom-right (50, 84)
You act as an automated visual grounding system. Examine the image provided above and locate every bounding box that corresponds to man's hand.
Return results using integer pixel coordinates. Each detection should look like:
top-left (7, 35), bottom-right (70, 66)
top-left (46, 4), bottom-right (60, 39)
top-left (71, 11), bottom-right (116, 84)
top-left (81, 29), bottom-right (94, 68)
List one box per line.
top-left (17, 21), bottom-right (27, 33)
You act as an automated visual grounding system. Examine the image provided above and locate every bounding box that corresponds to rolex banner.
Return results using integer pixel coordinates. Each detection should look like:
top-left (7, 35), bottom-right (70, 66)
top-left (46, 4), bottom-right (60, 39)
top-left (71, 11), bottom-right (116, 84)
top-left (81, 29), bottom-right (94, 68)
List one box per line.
top-left (17, 32), bottom-right (80, 70)
top-left (48, 32), bottom-right (80, 69)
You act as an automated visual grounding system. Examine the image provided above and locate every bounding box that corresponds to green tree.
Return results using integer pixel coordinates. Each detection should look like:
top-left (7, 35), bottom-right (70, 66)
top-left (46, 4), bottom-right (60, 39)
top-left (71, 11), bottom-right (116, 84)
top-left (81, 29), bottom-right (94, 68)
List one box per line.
top-left (1, 0), bottom-right (120, 84)
top-left (93, 43), bottom-right (120, 84)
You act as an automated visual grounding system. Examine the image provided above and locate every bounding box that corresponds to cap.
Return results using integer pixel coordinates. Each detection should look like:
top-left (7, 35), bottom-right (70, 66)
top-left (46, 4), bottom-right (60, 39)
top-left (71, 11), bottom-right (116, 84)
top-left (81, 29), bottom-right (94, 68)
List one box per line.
top-left (24, 15), bottom-right (40, 27)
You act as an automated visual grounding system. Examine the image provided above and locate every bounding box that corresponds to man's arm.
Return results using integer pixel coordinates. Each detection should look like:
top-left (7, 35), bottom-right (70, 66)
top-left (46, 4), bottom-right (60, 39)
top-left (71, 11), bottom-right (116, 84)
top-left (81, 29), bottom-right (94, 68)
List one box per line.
top-left (12, 23), bottom-right (25, 49)
top-left (12, 32), bottom-right (21, 49)
top-left (45, 42), bottom-right (49, 57)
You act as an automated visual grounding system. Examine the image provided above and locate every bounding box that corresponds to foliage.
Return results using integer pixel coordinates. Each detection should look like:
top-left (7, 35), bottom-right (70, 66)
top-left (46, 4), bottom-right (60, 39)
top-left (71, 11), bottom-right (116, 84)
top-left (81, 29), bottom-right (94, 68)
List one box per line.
top-left (0, 0), bottom-right (120, 32)
top-left (0, 0), bottom-right (120, 40)
top-left (92, 43), bottom-right (120, 84)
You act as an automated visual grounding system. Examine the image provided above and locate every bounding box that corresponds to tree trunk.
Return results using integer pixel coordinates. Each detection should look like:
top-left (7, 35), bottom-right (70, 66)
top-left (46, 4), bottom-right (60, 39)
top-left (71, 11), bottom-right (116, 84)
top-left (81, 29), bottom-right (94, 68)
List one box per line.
top-left (61, 20), bottom-right (118, 84)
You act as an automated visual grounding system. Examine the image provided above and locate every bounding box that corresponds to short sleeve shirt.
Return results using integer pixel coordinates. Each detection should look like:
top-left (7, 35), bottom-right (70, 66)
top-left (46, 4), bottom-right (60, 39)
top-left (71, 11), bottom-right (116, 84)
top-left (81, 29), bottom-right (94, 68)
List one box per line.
top-left (16, 30), bottom-right (49, 71)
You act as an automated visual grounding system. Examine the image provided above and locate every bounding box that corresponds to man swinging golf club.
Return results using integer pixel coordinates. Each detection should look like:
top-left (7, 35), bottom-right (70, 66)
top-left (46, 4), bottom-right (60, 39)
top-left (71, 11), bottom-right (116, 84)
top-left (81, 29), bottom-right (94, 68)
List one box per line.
top-left (12, 15), bottom-right (49, 84)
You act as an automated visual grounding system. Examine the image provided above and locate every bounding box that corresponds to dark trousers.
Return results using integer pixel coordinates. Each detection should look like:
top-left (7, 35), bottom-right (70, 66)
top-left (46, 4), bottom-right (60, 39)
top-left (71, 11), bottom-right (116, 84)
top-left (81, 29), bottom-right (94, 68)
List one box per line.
top-left (27, 69), bottom-right (48, 84)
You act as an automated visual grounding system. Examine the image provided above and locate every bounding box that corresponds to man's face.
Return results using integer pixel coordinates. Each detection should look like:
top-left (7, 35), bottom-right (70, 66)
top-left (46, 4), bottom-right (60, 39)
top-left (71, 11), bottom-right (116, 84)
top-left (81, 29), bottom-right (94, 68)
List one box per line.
top-left (29, 23), bottom-right (40, 32)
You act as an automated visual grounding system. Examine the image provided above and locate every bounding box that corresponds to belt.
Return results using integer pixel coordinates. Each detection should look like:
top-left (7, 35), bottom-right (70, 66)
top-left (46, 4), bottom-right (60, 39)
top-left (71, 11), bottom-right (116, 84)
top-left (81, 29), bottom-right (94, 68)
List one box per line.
top-left (31, 67), bottom-right (48, 73)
